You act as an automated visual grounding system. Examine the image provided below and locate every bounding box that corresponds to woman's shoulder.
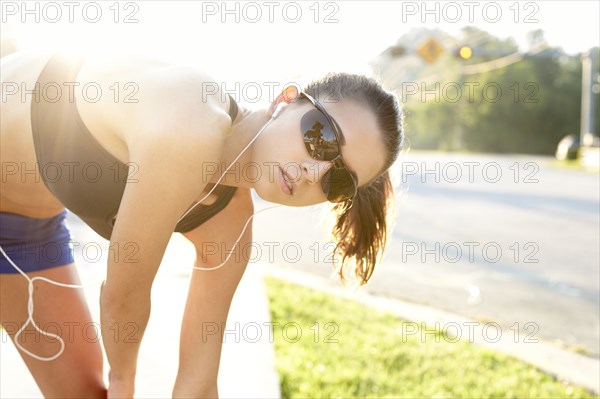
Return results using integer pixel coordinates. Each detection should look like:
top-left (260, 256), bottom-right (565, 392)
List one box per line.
top-left (76, 52), bottom-right (232, 148)
top-left (0, 51), bottom-right (55, 85)
top-left (78, 52), bottom-right (226, 106)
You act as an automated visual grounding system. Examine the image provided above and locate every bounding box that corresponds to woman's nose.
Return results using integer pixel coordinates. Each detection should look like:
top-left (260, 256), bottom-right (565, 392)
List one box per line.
top-left (299, 160), bottom-right (331, 185)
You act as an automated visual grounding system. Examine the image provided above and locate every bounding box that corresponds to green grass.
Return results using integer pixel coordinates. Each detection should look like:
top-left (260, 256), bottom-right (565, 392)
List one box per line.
top-left (264, 277), bottom-right (597, 399)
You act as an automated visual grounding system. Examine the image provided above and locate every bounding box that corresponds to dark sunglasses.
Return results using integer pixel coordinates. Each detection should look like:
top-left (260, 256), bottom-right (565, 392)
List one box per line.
top-left (299, 92), bottom-right (358, 203)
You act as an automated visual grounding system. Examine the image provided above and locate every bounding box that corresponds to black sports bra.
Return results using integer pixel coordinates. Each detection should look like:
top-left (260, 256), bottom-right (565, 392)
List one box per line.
top-left (31, 54), bottom-right (238, 240)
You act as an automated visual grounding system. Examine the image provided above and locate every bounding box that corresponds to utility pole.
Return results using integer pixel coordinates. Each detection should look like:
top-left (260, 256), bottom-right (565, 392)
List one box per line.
top-left (580, 49), bottom-right (598, 146)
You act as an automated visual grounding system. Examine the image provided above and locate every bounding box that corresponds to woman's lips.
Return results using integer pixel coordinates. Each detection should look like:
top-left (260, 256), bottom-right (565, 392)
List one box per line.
top-left (278, 166), bottom-right (293, 196)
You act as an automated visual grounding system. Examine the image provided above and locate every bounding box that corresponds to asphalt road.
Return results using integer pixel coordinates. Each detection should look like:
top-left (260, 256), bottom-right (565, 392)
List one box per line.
top-left (250, 151), bottom-right (600, 358)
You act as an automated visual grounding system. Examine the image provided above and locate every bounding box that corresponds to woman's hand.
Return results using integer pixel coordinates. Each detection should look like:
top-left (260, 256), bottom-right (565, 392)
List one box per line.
top-left (99, 280), bottom-right (147, 398)
top-left (107, 370), bottom-right (135, 398)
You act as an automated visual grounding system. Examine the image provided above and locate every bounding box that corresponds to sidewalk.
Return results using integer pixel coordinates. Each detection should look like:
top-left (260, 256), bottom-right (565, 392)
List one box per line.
top-left (0, 215), bottom-right (281, 398)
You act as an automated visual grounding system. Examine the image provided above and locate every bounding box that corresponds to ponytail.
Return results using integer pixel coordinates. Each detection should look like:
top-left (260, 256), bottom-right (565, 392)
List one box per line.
top-left (328, 171), bottom-right (395, 287)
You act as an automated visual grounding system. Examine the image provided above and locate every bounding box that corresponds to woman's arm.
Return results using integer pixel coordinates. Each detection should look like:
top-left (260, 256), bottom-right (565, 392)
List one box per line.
top-left (173, 189), bottom-right (254, 397)
top-left (100, 128), bottom-right (224, 397)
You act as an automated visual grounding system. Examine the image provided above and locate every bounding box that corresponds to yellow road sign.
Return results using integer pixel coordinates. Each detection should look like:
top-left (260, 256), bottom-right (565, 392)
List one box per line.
top-left (417, 37), bottom-right (445, 64)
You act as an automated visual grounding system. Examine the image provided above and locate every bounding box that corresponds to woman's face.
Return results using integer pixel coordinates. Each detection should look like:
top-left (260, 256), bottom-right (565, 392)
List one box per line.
top-left (252, 98), bottom-right (387, 206)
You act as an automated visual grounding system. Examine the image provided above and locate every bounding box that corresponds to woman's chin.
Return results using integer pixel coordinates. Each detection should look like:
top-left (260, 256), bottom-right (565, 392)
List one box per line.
top-left (253, 185), bottom-right (281, 204)
top-left (253, 183), bottom-right (327, 207)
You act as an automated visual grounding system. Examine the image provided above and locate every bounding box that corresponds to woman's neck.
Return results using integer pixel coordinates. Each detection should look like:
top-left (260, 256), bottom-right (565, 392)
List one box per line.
top-left (206, 106), bottom-right (270, 189)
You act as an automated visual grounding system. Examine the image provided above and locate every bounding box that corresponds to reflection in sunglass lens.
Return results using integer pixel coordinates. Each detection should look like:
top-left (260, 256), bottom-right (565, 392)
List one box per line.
top-left (301, 109), bottom-right (338, 161)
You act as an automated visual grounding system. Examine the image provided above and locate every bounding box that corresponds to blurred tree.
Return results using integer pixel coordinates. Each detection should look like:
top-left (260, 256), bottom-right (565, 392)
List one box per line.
top-left (392, 27), bottom-right (598, 154)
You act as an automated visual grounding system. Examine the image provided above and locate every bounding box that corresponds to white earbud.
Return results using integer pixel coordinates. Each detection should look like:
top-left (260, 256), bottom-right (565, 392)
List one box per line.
top-left (272, 102), bottom-right (288, 119)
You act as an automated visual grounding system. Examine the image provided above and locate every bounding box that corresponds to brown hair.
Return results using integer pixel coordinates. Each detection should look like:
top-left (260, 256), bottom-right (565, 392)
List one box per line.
top-left (299, 73), bottom-right (404, 287)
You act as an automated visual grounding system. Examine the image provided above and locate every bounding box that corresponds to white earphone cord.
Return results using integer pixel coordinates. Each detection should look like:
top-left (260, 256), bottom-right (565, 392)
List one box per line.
top-left (0, 114), bottom-right (282, 361)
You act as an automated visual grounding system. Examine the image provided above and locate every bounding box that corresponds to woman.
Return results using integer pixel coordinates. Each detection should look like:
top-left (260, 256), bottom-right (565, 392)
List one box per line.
top-left (0, 51), bottom-right (403, 398)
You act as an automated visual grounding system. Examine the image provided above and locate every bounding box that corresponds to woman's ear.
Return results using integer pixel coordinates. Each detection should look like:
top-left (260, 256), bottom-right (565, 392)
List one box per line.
top-left (268, 84), bottom-right (301, 117)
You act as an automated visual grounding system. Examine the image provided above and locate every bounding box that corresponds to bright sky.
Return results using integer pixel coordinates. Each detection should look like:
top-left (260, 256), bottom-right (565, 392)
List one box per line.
top-left (4, 0), bottom-right (599, 106)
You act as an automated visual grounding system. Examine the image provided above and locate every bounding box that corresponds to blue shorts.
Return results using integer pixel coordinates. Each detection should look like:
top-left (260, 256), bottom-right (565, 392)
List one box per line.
top-left (0, 211), bottom-right (74, 274)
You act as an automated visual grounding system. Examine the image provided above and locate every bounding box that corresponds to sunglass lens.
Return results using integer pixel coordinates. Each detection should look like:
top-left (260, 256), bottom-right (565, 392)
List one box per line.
top-left (322, 167), bottom-right (356, 202)
top-left (301, 109), bottom-right (338, 161)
